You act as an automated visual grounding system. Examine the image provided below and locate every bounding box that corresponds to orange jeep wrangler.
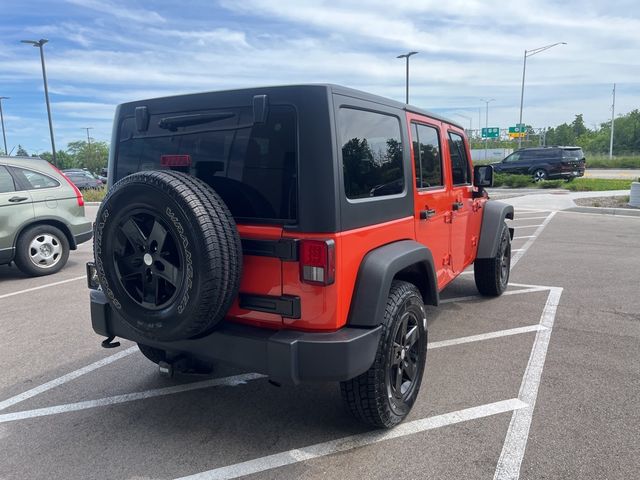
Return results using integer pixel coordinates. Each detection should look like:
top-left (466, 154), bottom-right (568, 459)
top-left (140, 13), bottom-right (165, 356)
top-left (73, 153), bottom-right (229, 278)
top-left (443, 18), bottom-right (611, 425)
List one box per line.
top-left (88, 85), bottom-right (513, 428)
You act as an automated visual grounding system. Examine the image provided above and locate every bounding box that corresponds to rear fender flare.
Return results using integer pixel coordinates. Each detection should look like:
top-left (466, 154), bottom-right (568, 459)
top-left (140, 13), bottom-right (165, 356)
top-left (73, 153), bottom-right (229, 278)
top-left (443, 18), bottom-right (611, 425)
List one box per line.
top-left (348, 240), bottom-right (438, 328)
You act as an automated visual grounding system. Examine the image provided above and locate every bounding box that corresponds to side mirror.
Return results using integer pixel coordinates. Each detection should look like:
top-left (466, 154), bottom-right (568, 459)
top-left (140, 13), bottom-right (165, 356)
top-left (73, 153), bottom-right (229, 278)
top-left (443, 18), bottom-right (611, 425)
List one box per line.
top-left (474, 165), bottom-right (494, 188)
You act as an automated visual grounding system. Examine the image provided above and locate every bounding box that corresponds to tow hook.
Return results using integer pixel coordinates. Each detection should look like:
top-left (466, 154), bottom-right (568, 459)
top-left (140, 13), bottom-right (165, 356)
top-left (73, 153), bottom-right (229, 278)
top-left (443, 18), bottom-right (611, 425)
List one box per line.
top-left (158, 356), bottom-right (213, 378)
top-left (101, 336), bottom-right (121, 349)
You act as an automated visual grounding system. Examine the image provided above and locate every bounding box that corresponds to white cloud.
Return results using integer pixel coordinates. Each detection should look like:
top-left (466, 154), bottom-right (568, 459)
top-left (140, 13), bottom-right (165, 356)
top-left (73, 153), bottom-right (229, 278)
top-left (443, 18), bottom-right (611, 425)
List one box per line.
top-left (65, 0), bottom-right (166, 24)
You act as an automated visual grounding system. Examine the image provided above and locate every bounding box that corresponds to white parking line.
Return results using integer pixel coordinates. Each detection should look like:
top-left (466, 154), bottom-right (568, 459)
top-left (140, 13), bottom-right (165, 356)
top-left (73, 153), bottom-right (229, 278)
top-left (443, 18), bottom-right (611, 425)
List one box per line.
top-left (440, 286), bottom-right (549, 303)
top-left (428, 325), bottom-right (546, 350)
top-left (175, 398), bottom-right (528, 480)
top-left (0, 373), bottom-right (265, 424)
top-left (511, 212), bottom-right (557, 268)
top-left (0, 347), bottom-right (137, 412)
top-left (512, 235), bottom-right (536, 239)
top-left (0, 275), bottom-right (85, 301)
top-left (493, 286), bottom-right (563, 480)
top-left (513, 224), bottom-right (544, 228)
top-left (509, 216), bottom-right (549, 221)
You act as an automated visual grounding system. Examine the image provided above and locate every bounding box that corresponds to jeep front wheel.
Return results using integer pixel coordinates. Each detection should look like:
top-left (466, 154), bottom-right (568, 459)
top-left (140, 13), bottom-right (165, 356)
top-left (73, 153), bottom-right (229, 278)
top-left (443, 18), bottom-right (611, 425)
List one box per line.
top-left (340, 281), bottom-right (427, 428)
top-left (474, 222), bottom-right (511, 296)
top-left (94, 170), bottom-right (242, 341)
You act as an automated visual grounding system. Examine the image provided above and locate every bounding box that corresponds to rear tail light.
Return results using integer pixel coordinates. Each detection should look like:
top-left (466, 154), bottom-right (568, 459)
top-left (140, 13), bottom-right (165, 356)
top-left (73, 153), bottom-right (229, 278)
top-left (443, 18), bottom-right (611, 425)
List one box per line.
top-left (300, 239), bottom-right (335, 286)
top-left (48, 163), bottom-right (84, 207)
top-left (161, 154), bottom-right (192, 167)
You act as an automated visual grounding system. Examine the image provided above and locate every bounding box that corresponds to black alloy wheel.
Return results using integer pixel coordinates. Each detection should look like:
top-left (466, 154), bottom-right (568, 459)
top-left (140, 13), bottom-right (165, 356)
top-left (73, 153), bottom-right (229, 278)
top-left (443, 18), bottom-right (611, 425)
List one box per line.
top-left (113, 209), bottom-right (183, 310)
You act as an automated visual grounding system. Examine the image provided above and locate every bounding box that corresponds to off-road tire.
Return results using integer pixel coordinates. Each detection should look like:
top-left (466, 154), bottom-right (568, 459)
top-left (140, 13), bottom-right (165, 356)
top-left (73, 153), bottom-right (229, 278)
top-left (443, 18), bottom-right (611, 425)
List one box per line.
top-left (94, 170), bottom-right (242, 341)
top-left (14, 224), bottom-right (70, 277)
top-left (474, 222), bottom-right (511, 296)
top-left (340, 281), bottom-right (427, 428)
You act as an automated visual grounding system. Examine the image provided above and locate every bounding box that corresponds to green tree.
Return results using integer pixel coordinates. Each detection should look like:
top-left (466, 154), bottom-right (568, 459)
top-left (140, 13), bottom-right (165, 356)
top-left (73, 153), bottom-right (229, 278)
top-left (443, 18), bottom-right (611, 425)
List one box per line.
top-left (66, 140), bottom-right (109, 173)
top-left (571, 114), bottom-right (588, 138)
top-left (15, 145), bottom-right (28, 156)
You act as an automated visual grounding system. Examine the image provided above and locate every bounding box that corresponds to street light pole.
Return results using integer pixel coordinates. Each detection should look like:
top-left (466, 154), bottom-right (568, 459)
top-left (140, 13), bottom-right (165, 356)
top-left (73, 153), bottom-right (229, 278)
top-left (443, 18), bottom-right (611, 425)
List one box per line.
top-left (0, 97), bottom-right (9, 155)
top-left (518, 42), bottom-right (567, 149)
top-left (396, 51), bottom-right (418, 104)
top-left (609, 83), bottom-right (616, 159)
top-left (480, 98), bottom-right (495, 161)
top-left (454, 113), bottom-right (472, 136)
top-left (83, 127), bottom-right (93, 169)
top-left (21, 39), bottom-right (57, 166)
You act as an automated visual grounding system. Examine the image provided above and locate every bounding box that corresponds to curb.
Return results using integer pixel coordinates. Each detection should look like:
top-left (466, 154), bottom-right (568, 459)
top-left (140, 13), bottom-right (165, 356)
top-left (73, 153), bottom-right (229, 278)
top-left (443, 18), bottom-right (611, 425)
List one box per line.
top-left (566, 206), bottom-right (640, 217)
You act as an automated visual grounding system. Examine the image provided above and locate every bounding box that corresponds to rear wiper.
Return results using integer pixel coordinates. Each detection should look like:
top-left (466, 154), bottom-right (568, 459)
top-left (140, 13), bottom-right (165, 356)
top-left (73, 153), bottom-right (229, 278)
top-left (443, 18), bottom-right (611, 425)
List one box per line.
top-left (158, 112), bottom-right (235, 131)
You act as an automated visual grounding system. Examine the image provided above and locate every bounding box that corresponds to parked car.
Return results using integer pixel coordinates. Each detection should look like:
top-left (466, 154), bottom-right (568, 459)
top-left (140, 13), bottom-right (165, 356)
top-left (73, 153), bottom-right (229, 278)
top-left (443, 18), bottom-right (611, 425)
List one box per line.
top-left (64, 170), bottom-right (104, 189)
top-left (492, 146), bottom-right (586, 181)
top-left (0, 157), bottom-right (93, 276)
top-left (87, 84), bottom-right (512, 428)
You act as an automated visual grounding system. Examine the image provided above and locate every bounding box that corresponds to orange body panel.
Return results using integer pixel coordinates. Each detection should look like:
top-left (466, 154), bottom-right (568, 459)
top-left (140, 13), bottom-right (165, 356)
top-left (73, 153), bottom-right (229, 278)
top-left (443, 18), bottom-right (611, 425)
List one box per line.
top-left (227, 115), bottom-right (484, 332)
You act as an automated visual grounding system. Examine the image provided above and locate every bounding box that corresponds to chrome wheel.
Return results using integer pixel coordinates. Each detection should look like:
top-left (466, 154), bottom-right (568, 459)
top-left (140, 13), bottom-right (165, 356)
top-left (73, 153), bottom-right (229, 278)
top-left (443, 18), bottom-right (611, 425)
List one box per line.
top-left (28, 233), bottom-right (64, 269)
top-left (533, 169), bottom-right (548, 182)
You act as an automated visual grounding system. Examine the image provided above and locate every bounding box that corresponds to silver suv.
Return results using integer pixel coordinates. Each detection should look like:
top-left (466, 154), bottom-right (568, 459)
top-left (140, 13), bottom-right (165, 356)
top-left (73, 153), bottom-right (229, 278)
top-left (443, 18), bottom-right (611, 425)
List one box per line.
top-left (0, 156), bottom-right (93, 276)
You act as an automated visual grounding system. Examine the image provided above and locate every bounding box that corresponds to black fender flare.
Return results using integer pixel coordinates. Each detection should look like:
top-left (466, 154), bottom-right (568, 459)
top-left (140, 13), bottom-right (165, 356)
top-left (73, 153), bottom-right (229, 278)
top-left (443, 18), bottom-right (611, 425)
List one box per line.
top-left (476, 200), bottom-right (514, 259)
top-left (348, 240), bottom-right (438, 328)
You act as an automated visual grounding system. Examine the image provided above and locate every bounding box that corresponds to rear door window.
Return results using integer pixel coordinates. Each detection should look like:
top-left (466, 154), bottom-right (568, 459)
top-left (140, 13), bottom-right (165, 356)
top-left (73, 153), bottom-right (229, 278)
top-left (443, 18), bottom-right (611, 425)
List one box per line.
top-left (448, 132), bottom-right (470, 185)
top-left (339, 108), bottom-right (404, 199)
top-left (11, 167), bottom-right (60, 190)
top-left (411, 123), bottom-right (443, 188)
top-left (0, 165), bottom-right (15, 193)
top-left (116, 105), bottom-right (298, 224)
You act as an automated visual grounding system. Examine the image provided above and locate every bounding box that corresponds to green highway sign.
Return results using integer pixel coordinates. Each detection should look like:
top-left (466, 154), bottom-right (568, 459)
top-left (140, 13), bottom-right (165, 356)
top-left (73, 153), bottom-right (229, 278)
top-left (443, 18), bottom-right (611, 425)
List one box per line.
top-left (481, 127), bottom-right (500, 139)
top-left (509, 123), bottom-right (526, 133)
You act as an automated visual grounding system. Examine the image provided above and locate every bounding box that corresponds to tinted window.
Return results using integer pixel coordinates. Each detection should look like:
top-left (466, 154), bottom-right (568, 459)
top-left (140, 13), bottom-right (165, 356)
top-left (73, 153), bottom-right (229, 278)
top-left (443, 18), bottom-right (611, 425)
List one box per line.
top-left (339, 108), bottom-right (403, 199)
top-left (0, 165), bottom-right (15, 193)
top-left (116, 105), bottom-right (298, 223)
top-left (411, 123), bottom-right (443, 188)
top-left (503, 152), bottom-right (520, 163)
top-left (448, 132), bottom-right (470, 185)
top-left (562, 148), bottom-right (584, 159)
top-left (12, 167), bottom-right (59, 190)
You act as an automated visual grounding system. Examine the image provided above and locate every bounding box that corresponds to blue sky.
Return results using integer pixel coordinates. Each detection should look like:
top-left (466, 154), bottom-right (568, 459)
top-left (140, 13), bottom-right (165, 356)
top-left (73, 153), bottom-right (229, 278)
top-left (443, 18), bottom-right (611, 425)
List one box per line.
top-left (0, 0), bottom-right (638, 154)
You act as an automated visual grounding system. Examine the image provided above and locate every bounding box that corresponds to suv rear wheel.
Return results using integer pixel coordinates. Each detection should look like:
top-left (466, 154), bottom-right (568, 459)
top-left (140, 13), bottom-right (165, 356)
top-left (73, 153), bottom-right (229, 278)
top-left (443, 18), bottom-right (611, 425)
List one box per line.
top-left (474, 222), bottom-right (511, 296)
top-left (532, 169), bottom-right (548, 182)
top-left (340, 281), bottom-right (427, 428)
top-left (94, 170), bottom-right (242, 341)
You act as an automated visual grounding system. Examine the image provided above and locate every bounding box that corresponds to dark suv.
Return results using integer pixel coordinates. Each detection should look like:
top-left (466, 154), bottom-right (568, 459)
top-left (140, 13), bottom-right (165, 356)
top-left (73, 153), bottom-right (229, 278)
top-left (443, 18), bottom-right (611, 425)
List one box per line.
top-left (87, 84), bottom-right (513, 428)
top-left (493, 146), bottom-right (586, 181)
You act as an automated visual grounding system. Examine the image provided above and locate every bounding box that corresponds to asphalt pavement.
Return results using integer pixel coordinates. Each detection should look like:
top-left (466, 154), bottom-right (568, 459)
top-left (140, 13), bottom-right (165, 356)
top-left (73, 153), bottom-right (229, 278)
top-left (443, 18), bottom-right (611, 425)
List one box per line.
top-left (584, 168), bottom-right (640, 179)
top-left (0, 203), bottom-right (638, 479)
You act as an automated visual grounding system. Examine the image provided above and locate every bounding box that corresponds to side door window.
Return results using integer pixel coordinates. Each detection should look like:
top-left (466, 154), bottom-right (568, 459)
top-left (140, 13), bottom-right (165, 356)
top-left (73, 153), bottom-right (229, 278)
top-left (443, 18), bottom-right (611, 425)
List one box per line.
top-left (412, 123), bottom-right (443, 189)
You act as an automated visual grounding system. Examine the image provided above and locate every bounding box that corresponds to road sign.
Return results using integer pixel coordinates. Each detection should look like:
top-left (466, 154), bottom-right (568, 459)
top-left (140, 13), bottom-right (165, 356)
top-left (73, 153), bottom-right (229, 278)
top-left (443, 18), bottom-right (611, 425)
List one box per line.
top-left (509, 124), bottom-right (526, 134)
top-left (481, 127), bottom-right (500, 139)
top-left (508, 132), bottom-right (526, 138)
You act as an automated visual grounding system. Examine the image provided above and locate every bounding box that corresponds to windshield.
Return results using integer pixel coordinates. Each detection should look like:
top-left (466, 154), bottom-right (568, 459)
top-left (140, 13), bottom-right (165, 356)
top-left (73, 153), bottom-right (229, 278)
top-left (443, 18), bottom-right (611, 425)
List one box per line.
top-left (115, 105), bottom-right (298, 224)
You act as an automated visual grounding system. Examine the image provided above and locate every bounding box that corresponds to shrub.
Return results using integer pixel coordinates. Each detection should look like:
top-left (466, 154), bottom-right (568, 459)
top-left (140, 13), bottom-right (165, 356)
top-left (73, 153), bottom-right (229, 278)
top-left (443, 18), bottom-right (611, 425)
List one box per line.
top-left (82, 187), bottom-right (107, 202)
top-left (538, 180), bottom-right (563, 189)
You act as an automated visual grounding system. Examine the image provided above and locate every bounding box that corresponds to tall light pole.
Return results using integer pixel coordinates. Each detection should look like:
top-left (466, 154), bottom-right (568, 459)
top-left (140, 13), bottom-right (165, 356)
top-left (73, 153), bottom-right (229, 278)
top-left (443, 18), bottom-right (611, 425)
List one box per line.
top-left (609, 83), bottom-right (616, 159)
top-left (518, 42), bottom-right (566, 149)
top-left (396, 51), bottom-right (418, 104)
top-left (480, 98), bottom-right (495, 161)
top-left (0, 97), bottom-right (8, 155)
top-left (83, 127), bottom-right (93, 169)
top-left (21, 39), bottom-right (57, 166)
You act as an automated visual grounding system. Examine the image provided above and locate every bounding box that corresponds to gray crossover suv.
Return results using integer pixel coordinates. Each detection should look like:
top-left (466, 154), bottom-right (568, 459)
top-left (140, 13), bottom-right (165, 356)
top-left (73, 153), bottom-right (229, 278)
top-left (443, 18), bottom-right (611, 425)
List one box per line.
top-left (0, 157), bottom-right (93, 276)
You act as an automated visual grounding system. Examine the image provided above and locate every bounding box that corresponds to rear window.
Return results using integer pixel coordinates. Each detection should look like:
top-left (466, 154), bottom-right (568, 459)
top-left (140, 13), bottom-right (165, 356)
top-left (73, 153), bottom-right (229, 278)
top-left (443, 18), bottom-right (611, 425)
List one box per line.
top-left (11, 167), bottom-right (60, 190)
top-left (116, 105), bottom-right (297, 224)
top-left (562, 148), bottom-right (584, 159)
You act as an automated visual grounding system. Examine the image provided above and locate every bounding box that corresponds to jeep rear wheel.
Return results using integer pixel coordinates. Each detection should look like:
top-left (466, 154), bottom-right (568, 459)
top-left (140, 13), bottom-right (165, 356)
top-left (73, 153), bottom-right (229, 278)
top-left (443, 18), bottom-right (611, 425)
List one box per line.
top-left (474, 222), bottom-right (511, 296)
top-left (340, 281), bottom-right (427, 428)
top-left (94, 170), bottom-right (242, 341)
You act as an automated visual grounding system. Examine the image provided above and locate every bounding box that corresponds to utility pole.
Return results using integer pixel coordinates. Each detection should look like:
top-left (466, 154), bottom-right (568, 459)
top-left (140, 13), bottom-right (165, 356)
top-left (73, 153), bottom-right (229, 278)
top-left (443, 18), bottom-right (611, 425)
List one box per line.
top-left (83, 127), bottom-right (93, 169)
top-left (0, 97), bottom-right (8, 155)
top-left (21, 39), bottom-right (57, 166)
top-left (609, 83), bottom-right (616, 160)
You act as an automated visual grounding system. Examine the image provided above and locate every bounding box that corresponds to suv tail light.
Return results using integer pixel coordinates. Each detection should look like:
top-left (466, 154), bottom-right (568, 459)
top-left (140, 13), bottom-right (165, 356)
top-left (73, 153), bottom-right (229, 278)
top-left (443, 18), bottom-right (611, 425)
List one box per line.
top-left (49, 163), bottom-right (84, 207)
top-left (300, 239), bottom-right (335, 286)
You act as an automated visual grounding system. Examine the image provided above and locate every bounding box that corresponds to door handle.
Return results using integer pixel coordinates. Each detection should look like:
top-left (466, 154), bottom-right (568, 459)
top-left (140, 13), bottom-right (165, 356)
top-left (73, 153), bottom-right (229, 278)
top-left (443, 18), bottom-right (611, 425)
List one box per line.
top-left (8, 196), bottom-right (29, 203)
top-left (452, 201), bottom-right (464, 211)
top-left (419, 209), bottom-right (436, 220)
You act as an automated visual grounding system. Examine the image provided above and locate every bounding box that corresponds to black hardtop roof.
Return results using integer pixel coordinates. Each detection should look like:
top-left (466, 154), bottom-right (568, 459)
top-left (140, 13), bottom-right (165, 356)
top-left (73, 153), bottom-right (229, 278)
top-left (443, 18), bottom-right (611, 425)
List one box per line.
top-left (118, 83), bottom-right (463, 130)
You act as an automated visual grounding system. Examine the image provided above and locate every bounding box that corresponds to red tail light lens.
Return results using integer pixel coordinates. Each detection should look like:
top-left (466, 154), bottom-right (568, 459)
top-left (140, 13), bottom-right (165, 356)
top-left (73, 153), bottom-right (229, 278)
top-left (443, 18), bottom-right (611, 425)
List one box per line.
top-left (48, 163), bottom-right (84, 207)
top-left (300, 239), bottom-right (335, 285)
top-left (161, 154), bottom-right (191, 167)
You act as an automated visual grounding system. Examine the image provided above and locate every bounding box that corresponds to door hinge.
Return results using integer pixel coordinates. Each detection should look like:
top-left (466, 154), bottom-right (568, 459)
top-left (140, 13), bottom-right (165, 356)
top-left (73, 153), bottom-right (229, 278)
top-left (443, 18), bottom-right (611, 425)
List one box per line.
top-left (442, 254), bottom-right (452, 266)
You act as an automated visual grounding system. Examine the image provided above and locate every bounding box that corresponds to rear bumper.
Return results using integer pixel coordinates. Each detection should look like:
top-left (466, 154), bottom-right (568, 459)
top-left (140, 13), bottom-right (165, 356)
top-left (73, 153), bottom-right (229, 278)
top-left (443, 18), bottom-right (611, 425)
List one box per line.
top-left (74, 228), bottom-right (93, 246)
top-left (90, 290), bottom-right (381, 385)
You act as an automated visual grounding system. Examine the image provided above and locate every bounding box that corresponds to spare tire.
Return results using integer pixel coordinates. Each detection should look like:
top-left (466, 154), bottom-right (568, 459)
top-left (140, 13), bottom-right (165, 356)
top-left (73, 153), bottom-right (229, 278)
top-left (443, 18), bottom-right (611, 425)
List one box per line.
top-left (94, 170), bottom-right (242, 341)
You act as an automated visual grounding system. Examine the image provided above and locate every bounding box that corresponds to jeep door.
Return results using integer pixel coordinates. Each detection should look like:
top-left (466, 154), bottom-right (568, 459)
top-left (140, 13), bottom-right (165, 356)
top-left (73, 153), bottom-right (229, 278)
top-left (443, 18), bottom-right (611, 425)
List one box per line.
top-left (447, 130), bottom-right (482, 273)
top-left (0, 165), bottom-right (34, 263)
top-left (408, 116), bottom-right (453, 288)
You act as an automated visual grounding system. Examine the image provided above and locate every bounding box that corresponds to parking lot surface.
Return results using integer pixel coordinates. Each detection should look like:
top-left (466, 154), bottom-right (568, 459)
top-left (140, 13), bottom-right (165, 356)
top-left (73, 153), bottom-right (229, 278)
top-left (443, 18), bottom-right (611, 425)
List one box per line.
top-left (0, 204), bottom-right (638, 479)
